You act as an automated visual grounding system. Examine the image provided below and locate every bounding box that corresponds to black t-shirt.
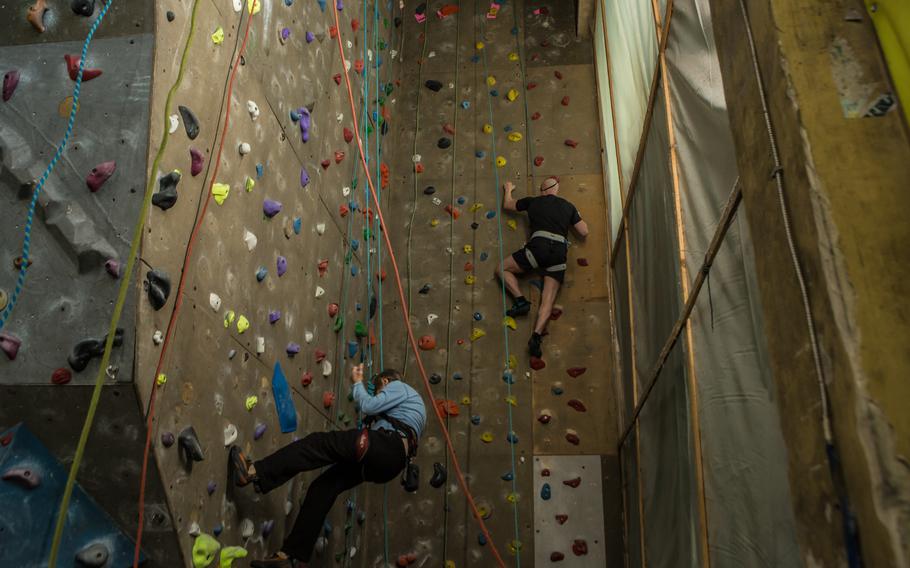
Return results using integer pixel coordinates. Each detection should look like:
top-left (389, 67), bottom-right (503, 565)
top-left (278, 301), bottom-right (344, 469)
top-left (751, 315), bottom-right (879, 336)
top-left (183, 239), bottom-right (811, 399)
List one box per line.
top-left (515, 194), bottom-right (582, 237)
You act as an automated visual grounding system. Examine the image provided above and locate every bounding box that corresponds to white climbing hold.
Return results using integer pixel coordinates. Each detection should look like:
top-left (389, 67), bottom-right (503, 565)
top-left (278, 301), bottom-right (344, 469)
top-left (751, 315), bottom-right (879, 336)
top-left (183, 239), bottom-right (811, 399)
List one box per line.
top-left (344, 60), bottom-right (352, 72)
top-left (342, 186), bottom-right (351, 197)
top-left (168, 114), bottom-right (179, 134)
top-left (432, 197), bottom-right (442, 206)
top-left (256, 336), bottom-right (265, 354)
top-left (214, 393), bottom-right (224, 415)
top-left (428, 50), bottom-right (436, 58)
top-left (285, 500), bottom-right (293, 515)
top-left (390, 49), bottom-right (399, 59)
top-left (153, 330), bottom-right (164, 345)
top-left (316, 223), bottom-right (326, 235)
top-left (232, 0), bottom-right (242, 12)
top-left (224, 424), bottom-right (238, 446)
top-left (209, 293), bottom-right (222, 311)
top-left (427, 313), bottom-right (438, 325)
top-left (346, 40), bottom-right (353, 49)
top-left (247, 100), bottom-right (260, 120)
top-left (412, 154), bottom-right (422, 163)
top-left (322, 360), bottom-right (332, 377)
top-left (449, 82), bottom-right (455, 89)
top-left (304, 331), bottom-right (314, 343)
top-left (367, 49), bottom-right (373, 61)
top-left (336, 113), bottom-right (344, 122)
top-left (240, 518), bottom-right (254, 539)
top-left (315, 537), bottom-right (327, 554)
top-left (445, 247), bottom-right (454, 255)
top-left (188, 522), bottom-right (201, 537)
top-left (239, 142), bottom-right (251, 156)
top-left (315, 286), bottom-right (325, 298)
top-left (349, 547), bottom-right (357, 558)
top-left (243, 229), bottom-right (257, 251)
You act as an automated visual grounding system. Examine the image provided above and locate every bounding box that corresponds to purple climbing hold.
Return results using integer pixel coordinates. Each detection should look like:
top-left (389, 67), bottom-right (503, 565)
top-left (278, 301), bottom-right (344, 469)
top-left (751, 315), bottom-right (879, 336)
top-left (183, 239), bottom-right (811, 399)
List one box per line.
top-left (336, 0), bottom-right (343, 11)
top-left (2, 467), bottom-right (40, 489)
top-left (3, 70), bottom-right (20, 102)
top-left (298, 107), bottom-right (311, 143)
top-left (86, 161), bottom-right (116, 192)
top-left (300, 166), bottom-right (310, 188)
top-left (261, 519), bottom-right (275, 538)
top-left (263, 198), bottom-right (283, 218)
top-left (306, 31), bottom-right (315, 43)
top-left (276, 256), bottom-right (288, 277)
top-left (206, 480), bottom-right (217, 495)
top-left (0, 332), bottom-right (22, 360)
top-left (104, 259), bottom-right (121, 278)
top-left (268, 310), bottom-right (281, 324)
top-left (190, 148), bottom-right (204, 176)
top-left (254, 423), bottom-right (267, 440)
top-left (286, 342), bottom-right (301, 356)
top-left (161, 432), bottom-right (175, 448)
top-left (281, 27), bottom-right (290, 42)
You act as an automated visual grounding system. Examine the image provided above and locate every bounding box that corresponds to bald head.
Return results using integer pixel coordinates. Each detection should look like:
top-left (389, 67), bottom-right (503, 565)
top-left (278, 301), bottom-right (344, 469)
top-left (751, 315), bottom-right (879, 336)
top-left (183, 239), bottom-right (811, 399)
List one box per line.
top-left (539, 177), bottom-right (559, 195)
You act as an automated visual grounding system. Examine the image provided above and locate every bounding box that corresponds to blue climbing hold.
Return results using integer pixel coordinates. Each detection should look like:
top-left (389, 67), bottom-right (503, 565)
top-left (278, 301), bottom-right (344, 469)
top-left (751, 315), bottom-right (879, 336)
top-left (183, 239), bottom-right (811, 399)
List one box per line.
top-left (490, 89), bottom-right (499, 97)
top-left (541, 483), bottom-right (551, 500)
top-left (501, 471), bottom-right (514, 481)
top-left (485, 210), bottom-right (496, 219)
top-left (347, 340), bottom-right (358, 358)
top-left (473, 311), bottom-right (483, 321)
top-left (349, 200), bottom-right (358, 211)
top-left (214, 523), bottom-right (224, 537)
top-left (284, 0), bottom-right (293, 5)
top-left (461, 100), bottom-right (470, 109)
top-left (456, 196), bottom-right (466, 205)
top-left (470, 415), bottom-right (481, 425)
top-left (317, 0), bottom-right (326, 12)
top-left (471, 55), bottom-right (480, 63)
top-left (480, 252), bottom-right (489, 261)
top-left (355, 302), bottom-right (362, 311)
top-left (452, 372), bottom-right (463, 381)
top-left (511, 27), bottom-right (519, 35)
top-left (272, 362), bottom-right (298, 433)
top-left (507, 432), bottom-right (519, 444)
top-left (552, 386), bottom-right (564, 395)
top-left (256, 163), bottom-right (264, 178)
top-left (290, 109), bottom-right (300, 122)
top-left (351, 265), bottom-right (359, 276)
top-left (256, 267), bottom-right (267, 282)
top-left (504, 125), bottom-right (512, 132)
top-left (475, 150), bottom-right (486, 158)
top-left (351, 239), bottom-right (359, 251)
top-left (293, 217), bottom-right (302, 234)
top-left (478, 533), bottom-right (487, 546)
top-left (502, 369), bottom-right (514, 384)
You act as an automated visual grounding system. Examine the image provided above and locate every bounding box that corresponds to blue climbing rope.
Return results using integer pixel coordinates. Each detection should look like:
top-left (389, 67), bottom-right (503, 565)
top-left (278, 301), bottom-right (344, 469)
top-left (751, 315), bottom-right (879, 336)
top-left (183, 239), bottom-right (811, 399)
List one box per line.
top-left (0, 0), bottom-right (116, 331)
top-left (478, 3), bottom-right (524, 563)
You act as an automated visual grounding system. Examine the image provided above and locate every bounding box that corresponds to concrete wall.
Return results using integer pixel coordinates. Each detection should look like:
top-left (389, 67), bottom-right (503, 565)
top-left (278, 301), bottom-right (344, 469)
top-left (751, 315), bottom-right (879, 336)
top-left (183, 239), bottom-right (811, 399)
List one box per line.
top-left (709, 0), bottom-right (910, 566)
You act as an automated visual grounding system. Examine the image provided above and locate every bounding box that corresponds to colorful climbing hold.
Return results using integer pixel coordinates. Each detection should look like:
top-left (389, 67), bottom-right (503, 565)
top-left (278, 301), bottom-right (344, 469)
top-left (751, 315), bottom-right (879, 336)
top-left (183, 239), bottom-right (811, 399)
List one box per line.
top-left (563, 477), bottom-right (582, 488)
top-left (190, 148), bottom-right (204, 176)
top-left (211, 26), bottom-right (225, 45)
top-left (211, 182), bottom-right (230, 205)
top-left (191, 534), bottom-right (220, 568)
top-left (480, 432), bottom-right (494, 443)
top-left (555, 514), bottom-right (568, 524)
top-left (2, 70), bottom-right (20, 102)
top-left (568, 399), bottom-right (587, 412)
top-left (540, 483), bottom-right (551, 500)
top-left (418, 335), bottom-right (437, 350)
top-left (64, 54), bottom-right (102, 81)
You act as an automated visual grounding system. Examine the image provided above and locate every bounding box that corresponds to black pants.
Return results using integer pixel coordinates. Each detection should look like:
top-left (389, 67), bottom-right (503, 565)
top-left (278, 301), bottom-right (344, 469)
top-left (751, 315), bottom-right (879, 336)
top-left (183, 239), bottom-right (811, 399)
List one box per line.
top-left (254, 428), bottom-right (406, 562)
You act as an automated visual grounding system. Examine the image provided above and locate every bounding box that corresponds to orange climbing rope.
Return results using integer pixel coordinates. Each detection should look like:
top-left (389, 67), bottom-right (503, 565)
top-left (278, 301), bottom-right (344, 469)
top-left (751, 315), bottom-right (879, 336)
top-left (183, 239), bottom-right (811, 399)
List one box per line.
top-left (331, 6), bottom-right (508, 568)
top-left (132, 7), bottom-right (256, 566)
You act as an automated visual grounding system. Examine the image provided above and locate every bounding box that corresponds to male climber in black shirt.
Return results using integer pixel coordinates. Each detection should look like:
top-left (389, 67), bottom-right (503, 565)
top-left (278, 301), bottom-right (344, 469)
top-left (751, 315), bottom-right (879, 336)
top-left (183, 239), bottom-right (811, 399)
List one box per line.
top-left (495, 177), bottom-right (589, 358)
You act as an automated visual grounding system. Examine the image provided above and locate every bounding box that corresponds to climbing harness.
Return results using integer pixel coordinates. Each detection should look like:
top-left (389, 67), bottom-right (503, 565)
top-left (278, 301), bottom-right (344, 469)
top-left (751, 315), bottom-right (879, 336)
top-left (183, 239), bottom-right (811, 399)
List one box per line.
top-left (523, 231), bottom-right (570, 272)
top-left (363, 413), bottom-right (420, 492)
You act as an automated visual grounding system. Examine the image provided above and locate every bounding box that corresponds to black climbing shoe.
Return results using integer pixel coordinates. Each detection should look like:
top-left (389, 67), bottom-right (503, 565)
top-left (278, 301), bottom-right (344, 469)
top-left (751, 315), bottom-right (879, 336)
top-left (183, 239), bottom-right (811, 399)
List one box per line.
top-left (528, 333), bottom-right (543, 358)
top-left (178, 426), bottom-right (205, 470)
top-left (430, 462), bottom-right (447, 488)
top-left (506, 298), bottom-right (532, 317)
top-left (250, 553), bottom-right (296, 568)
top-left (229, 445), bottom-right (256, 488)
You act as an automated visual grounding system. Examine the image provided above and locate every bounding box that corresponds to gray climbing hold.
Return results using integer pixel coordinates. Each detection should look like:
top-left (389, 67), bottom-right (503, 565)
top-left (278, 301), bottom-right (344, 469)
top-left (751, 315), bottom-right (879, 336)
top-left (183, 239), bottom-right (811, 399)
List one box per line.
top-left (68, 328), bottom-right (124, 372)
top-left (153, 171), bottom-right (180, 210)
top-left (2, 467), bottom-right (40, 489)
top-left (145, 269), bottom-right (171, 310)
top-left (178, 426), bottom-right (205, 469)
top-left (161, 432), bottom-right (175, 448)
top-left (178, 105), bottom-right (199, 140)
top-left (75, 542), bottom-right (109, 567)
top-left (70, 0), bottom-right (94, 16)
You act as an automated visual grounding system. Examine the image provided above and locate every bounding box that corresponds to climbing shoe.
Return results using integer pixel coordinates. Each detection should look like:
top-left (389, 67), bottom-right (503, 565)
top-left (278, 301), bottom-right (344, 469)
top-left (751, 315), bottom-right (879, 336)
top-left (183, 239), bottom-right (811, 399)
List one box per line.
top-left (229, 445), bottom-right (256, 488)
top-left (528, 332), bottom-right (543, 358)
top-left (506, 297), bottom-right (532, 317)
top-left (250, 553), bottom-right (297, 568)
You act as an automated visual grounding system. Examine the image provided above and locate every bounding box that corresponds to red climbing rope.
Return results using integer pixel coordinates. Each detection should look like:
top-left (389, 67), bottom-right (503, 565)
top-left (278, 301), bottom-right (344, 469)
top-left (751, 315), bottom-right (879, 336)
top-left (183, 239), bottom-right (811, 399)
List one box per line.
top-left (331, 6), bottom-right (508, 568)
top-left (132, 8), bottom-right (256, 567)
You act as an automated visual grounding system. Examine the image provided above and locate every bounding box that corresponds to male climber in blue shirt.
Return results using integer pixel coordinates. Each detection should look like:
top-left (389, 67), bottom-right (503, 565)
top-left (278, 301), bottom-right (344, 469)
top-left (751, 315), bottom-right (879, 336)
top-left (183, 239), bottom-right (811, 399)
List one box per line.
top-left (231, 363), bottom-right (426, 568)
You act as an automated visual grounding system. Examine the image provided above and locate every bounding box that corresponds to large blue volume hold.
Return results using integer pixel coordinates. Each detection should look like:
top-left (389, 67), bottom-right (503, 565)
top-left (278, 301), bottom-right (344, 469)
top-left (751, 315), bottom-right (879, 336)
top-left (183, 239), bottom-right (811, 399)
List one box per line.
top-left (272, 362), bottom-right (298, 433)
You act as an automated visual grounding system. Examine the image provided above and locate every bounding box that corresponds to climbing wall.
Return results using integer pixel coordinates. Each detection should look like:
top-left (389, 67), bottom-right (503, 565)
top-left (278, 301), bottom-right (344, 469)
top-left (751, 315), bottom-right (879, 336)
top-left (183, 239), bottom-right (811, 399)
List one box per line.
top-left (361, 1), bottom-right (622, 567)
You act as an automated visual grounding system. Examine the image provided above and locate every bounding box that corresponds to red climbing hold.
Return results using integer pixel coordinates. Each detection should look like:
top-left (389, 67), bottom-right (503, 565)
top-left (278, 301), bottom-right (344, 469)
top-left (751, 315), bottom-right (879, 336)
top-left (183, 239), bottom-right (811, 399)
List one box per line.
top-left (564, 139), bottom-right (578, 148)
top-left (568, 399), bottom-right (587, 412)
top-left (531, 112), bottom-right (541, 121)
top-left (566, 367), bottom-right (587, 378)
top-left (333, 73), bottom-right (342, 85)
top-left (435, 399), bottom-right (459, 418)
top-left (343, 127), bottom-right (354, 143)
top-left (300, 371), bottom-right (313, 387)
top-left (328, 303), bottom-right (339, 317)
top-left (554, 70), bottom-right (563, 80)
top-left (444, 204), bottom-right (461, 219)
top-left (541, 468), bottom-right (551, 477)
top-left (537, 413), bottom-right (551, 425)
top-left (396, 553), bottom-right (417, 567)
top-left (354, 59), bottom-right (364, 73)
top-left (561, 96), bottom-right (570, 106)
top-left (530, 356), bottom-right (546, 370)
top-left (329, 26), bottom-right (338, 39)
top-left (572, 540), bottom-right (588, 556)
top-left (565, 432), bottom-right (580, 446)
top-left (85, 161), bottom-right (116, 192)
top-left (351, 19), bottom-right (360, 32)
top-left (339, 204), bottom-right (349, 217)
top-left (315, 348), bottom-right (327, 363)
top-left (437, 4), bottom-right (458, 18)
top-left (51, 368), bottom-right (72, 385)
top-left (2, 70), bottom-right (20, 102)
top-left (376, 269), bottom-right (387, 282)
top-left (442, 123), bottom-right (455, 135)
top-left (563, 477), bottom-right (582, 488)
top-left (531, 53), bottom-right (541, 62)
top-left (414, 163), bottom-right (424, 173)
top-left (533, 156), bottom-right (544, 167)
top-left (463, 262), bottom-right (473, 272)
top-left (380, 163), bottom-right (390, 189)
top-left (550, 552), bottom-right (565, 562)
top-left (527, 82), bottom-right (537, 90)
top-left (0, 433), bottom-right (12, 446)
top-left (318, 259), bottom-right (329, 277)
top-left (577, 258), bottom-right (589, 266)
top-left (334, 151), bottom-right (345, 164)
top-left (555, 514), bottom-right (568, 525)
top-left (418, 335), bottom-right (436, 350)
top-left (64, 54), bottom-right (102, 81)
top-left (456, 338), bottom-right (465, 345)
top-left (550, 307), bottom-right (563, 321)
top-left (322, 391), bottom-right (335, 408)
top-left (320, 159), bottom-right (331, 170)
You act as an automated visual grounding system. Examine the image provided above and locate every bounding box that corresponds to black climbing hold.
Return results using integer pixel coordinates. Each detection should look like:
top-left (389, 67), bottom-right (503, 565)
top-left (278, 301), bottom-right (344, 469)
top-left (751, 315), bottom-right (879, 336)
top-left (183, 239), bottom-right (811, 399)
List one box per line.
top-left (418, 283), bottom-right (431, 294)
top-left (369, 296), bottom-right (377, 319)
top-left (68, 328), bottom-right (124, 372)
top-left (152, 171), bottom-right (180, 210)
top-left (423, 186), bottom-right (436, 195)
top-left (394, 16), bottom-right (401, 27)
top-left (430, 462), bottom-right (447, 488)
top-left (429, 373), bottom-right (442, 385)
top-left (425, 80), bottom-right (442, 92)
top-left (70, 0), bottom-right (94, 16)
top-left (437, 137), bottom-right (452, 149)
top-left (75, 542), bottom-right (109, 567)
top-left (145, 269), bottom-right (171, 311)
top-left (471, 222), bottom-right (479, 230)
top-left (166, 10), bottom-right (175, 21)
top-left (381, 121), bottom-right (389, 136)
top-left (178, 426), bottom-right (205, 470)
top-left (415, 3), bottom-right (426, 15)
top-left (178, 105), bottom-right (199, 140)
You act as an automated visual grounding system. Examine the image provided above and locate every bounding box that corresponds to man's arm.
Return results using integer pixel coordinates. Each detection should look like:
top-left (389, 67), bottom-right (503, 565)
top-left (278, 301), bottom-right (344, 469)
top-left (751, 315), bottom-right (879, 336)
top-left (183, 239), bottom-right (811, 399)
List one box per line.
top-left (502, 181), bottom-right (518, 211)
top-left (573, 219), bottom-right (589, 239)
top-left (352, 381), bottom-right (407, 415)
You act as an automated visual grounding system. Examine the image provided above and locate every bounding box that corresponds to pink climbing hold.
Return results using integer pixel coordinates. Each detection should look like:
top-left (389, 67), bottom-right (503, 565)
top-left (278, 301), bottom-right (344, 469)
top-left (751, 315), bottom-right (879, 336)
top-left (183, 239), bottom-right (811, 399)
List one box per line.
top-left (300, 371), bottom-right (313, 387)
top-left (314, 349), bottom-right (327, 363)
top-left (577, 258), bottom-right (589, 266)
top-left (318, 259), bottom-right (329, 277)
top-left (555, 514), bottom-right (568, 525)
top-left (530, 356), bottom-right (546, 370)
top-left (334, 151), bottom-right (345, 164)
top-left (64, 54), bottom-right (102, 81)
top-left (568, 399), bottom-right (587, 412)
top-left (0, 332), bottom-right (21, 360)
top-left (86, 161), bottom-right (116, 192)
top-left (105, 259), bottom-right (121, 278)
top-left (2, 467), bottom-right (40, 489)
top-left (572, 539), bottom-right (588, 556)
top-left (343, 127), bottom-right (354, 143)
top-left (564, 139), bottom-right (578, 148)
top-left (189, 148), bottom-right (204, 176)
top-left (328, 303), bottom-right (339, 317)
top-left (51, 368), bottom-right (72, 385)
top-left (563, 477), bottom-right (581, 488)
top-left (533, 156), bottom-right (544, 167)
top-left (566, 367), bottom-right (587, 378)
top-left (561, 96), bottom-right (570, 106)
top-left (322, 391), bottom-right (335, 409)
top-left (3, 70), bottom-right (20, 102)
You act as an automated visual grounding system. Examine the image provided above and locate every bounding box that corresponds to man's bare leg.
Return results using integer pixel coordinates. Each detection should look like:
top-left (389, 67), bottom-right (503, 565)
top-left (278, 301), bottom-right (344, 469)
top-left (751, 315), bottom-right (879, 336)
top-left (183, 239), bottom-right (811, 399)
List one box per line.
top-left (495, 255), bottom-right (524, 299)
top-left (529, 276), bottom-right (560, 357)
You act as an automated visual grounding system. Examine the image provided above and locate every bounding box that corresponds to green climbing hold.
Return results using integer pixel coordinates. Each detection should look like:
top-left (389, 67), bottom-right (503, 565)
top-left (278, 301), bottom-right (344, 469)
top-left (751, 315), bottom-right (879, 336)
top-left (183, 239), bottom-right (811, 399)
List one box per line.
top-left (192, 533), bottom-right (221, 568)
top-left (333, 316), bottom-right (344, 332)
top-left (219, 546), bottom-right (247, 568)
top-left (355, 320), bottom-right (367, 338)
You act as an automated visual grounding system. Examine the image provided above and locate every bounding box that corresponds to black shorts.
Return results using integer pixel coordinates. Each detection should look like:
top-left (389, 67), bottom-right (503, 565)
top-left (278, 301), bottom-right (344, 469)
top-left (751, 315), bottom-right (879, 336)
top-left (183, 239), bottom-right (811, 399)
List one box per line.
top-left (511, 238), bottom-right (568, 283)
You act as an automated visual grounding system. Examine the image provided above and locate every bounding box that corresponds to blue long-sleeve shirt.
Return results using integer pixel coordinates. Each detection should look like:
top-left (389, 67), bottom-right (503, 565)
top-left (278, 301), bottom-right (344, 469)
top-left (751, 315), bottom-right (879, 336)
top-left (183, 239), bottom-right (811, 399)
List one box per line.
top-left (352, 380), bottom-right (426, 438)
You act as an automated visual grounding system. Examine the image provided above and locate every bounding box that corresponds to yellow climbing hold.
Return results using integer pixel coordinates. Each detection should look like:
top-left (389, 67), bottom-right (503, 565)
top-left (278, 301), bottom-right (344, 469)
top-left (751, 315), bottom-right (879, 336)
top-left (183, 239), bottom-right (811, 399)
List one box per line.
top-left (507, 132), bottom-right (523, 142)
top-left (477, 504), bottom-right (492, 519)
top-left (506, 89), bottom-right (519, 101)
top-left (470, 202), bottom-right (483, 212)
top-left (224, 310), bottom-right (236, 328)
top-left (236, 315), bottom-right (250, 334)
top-left (212, 182), bottom-right (230, 205)
top-left (212, 27), bottom-right (225, 45)
top-left (481, 432), bottom-right (494, 443)
top-left (463, 244), bottom-right (473, 254)
top-left (508, 540), bottom-right (523, 555)
top-left (192, 533), bottom-right (221, 568)
top-left (156, 373), bottom-right (167, 386)
top-left (482, 123), bottom-right (493, 134)
top-left (503, 316), bottom-right (517, 330)
top-left (461, 396), bottom-right (471, 405)
top-left (219, 546), bottom-right (248, 568)
top-left (475, 41), bottom-right (484, 50)
top-left (487, 75), bottom-right (496, 87)
top-left (496, 156), bottom-right (507, 168)
top-left (445, 561), bottom-right (456, 568)
top-left (507, 219), bottom-right (517, 230)
top-left (508, 354), bottom-right (518, 369)
top-left (58, 96), bottom-right (78, 117)
top-left (245, 176), bottom-right (255, 192)
top-left (245, 395), bottom-right (258, 411)
top-left (506, 492), bottom-right (519, 504)
top-left (505, 395), bottom-right (517, 407)
top-left (247, 0), bottom-right (261, 15)
top-left (465, 275), bottom-right (476, 285)
top-left (470, 328), bottom-right (486, 341)
top-left (508, 52), bottom-right (519, 61)
top-left (430, 218), bottom-right (440, 227)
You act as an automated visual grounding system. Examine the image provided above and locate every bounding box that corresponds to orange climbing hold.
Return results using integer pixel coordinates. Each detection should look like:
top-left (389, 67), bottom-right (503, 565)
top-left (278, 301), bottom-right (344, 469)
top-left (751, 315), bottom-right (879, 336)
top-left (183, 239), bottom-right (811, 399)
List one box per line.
top-left (339, 204), bottom-right (349, 217)
top-left (414, 163), bottom-right (424, 173)
top-left (435, 399), bottom-right (460, 418)
top-left (444, 204), bottom-right (461, 219)
top-left (334, 151), bottom-right (345, 164)
top-left (329, 26), bottom-right (338, 39)
top-left (322, 391), bottom-right (335, 408)
top-left (418, 335), bottom-right (437, 350)
top-left (436, 4), bottom-right (459, 18)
